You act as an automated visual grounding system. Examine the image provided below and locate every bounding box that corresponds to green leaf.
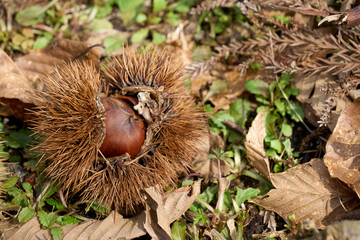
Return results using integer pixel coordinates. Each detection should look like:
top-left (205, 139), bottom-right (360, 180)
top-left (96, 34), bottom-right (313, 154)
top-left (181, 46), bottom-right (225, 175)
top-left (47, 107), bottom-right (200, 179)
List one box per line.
top-left (22, 182), bottom-right (33, 196)
top-left (15, 0), bottom-right (58, 26)
top-left (50, 227), bottom-right (63, 240)
top-left (286, 101), bottom-right (304, 122)
top-left (115, 0), bottom-right (145, 25)
top-left (174, 0), bottom-right (195, 13)
top-left (136, 13), bottom-right (147, 23)
top-left (3, 176), bottom-right (18, 189)
top-left (148, 16), bottom-right (162, 24)
top-left (103, 33), bottom-right (127, 51)
top-left (189, 185), bottom-right (217, 212)
top-left (283, 139), bottom-right (293, 157)
top-left (12, 194), bottom-right (29, 207)
top-left (229, 99), bottom-right (250, 127)
top-left (279, 72), bottom-right (291, 88)
top-left (235, 187), bottom-right (260, 206)
top-left (56, 215), bottom-right (81, 226)
top-left (273, 162), bottom-right (284, 173)
top-left (7, 187), bottom-right (22, 197)
top-left (171, 221), bottom-right (186, 240)
top-left (87, 19), bottom-right (113, 31)
top-left (166, 11), bottom-right (181, 26)
top-left (274, 99), bottom-right (286, 115)
top-left (33, 34), bottom-right (53, 50)
top-left (245, 79), bottom-right (269, 97)
top-left (46, 198), bottom-right (65, 210)
top-left (203, 80), bottom-right (227, 102)
top-left (96, 5), bottom-right (113, 18)
top-left (273, 14), bottom-right (290, 24)
top-left (153, 0), bottom-right (167, 14)
top-left (270, 139), bottom-right (283, 154)
top-left (266, 148), bottom-right (277, 158)
top-left (282, 123), bottom-right (292, 137)
top-left (250, 62), bottom-right (263, 69)
top-left (15, 7), bottom-right (45, 26)
top-left (131, 28), bottom-right (149, 43)
top-left (38, 210), bottom-right (57, 228)
top-left (18, 207), bottom-right (35, 223)
top-left (152, 31), bottom-right (166, 44)
top-left (41, 183), bottom-right (58, 204)
top-left (5, 128), bottom-right (33, 149)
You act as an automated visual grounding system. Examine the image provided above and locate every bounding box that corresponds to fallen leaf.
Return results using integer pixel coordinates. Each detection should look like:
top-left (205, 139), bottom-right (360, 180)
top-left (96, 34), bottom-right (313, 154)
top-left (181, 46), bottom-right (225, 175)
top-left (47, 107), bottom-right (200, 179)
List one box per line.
top-left (191, 64), bottom-right (249, 111)
top-left (163, 181), bottom-right (201, 222)
top-left (143, 187), bottom-right (172, 240)
top-left (294, 74), bottom-right (351, 131)
top-left (15, 38), bottom-right (101, 83)
top-left (1, 183), bottom-right (200, 239)
top-left (0, 49), bottom-right (34, 104)
top-left (244, 109), bottom-right (271, 181)
top-left (192, 131), bottom-right (232, 181)
top-left (0, 49), bottom-right (36, 119)
top-left (324, 97), bottom-right (360, 197)
top-left (210, 68), bottom-right (247, 111)
top-left (252, 158), bottom-right (360, 228)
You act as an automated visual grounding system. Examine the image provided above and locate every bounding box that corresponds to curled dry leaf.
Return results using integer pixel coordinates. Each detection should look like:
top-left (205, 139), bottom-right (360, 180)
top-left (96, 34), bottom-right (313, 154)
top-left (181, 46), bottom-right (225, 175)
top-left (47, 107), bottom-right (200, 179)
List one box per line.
top-left (192, 131), bottom-right (232, 182)
top-left (15, 38), bottom-right (101, 84)
top-left (1, 183), bottom-right (201, 240)
top-left (191, 64), bottom-right (248, 111)
top-left (163, 181), bottom-right (201, 222)
top-left (324, 97), bottom-right (360, 197)
top-left (294, 74), bottom-right (351, 130)
top-left (143, 187), bottom-right (172, 240)
top-left (244, 109), bottom-right (271, 181)
top-left (0, 49), bottom-right (36, 119)
top-left (252, 158), bottom-right (360, 229)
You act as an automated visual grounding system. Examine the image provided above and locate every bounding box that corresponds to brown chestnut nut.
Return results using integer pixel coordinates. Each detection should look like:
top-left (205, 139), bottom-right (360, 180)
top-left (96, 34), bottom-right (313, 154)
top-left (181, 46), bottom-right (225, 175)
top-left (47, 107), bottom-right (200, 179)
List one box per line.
top-left (100, 97), bottom-right (145, 158)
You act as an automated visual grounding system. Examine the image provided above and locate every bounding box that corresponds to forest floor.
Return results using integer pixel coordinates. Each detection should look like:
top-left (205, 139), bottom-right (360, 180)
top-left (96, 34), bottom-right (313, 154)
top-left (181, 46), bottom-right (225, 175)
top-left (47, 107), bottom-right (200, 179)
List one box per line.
top-left (0, 0), bottom-right (360, 239)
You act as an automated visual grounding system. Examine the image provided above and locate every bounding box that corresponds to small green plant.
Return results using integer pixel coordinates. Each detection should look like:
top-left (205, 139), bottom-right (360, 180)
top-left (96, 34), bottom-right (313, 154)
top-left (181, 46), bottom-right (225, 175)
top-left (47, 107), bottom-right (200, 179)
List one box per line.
top-left (245, 73), bottom-right (304, 172)
top-left (3, 177), bottom-right (81, 239)
top-left (207, 98), bottom-right (250, 145)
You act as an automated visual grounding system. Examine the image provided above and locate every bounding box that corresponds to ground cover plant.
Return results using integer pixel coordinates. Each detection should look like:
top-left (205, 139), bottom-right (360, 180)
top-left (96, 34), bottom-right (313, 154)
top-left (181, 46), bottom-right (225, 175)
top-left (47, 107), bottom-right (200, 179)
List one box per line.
top-left (0, 0), bottom-right (360, 239)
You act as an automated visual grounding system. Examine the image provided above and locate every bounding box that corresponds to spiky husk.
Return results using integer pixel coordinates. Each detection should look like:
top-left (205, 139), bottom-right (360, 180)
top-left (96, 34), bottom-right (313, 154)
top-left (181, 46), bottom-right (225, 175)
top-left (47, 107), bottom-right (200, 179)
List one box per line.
top-left (33, 48), bottom-right (205, 214)
top-left (32, 61), bottom-right (105, 198)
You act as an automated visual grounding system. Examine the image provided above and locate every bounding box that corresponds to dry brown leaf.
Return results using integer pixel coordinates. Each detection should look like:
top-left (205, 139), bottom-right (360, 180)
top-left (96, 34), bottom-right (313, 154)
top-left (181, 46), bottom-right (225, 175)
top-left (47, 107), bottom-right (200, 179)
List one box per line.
top-left (2, 183), bottom-right (201, 239)
top-left (0, 49), bottom-right (36, 119)
top-left (191, 64), bottom-right (249, 111)
top-left (244, 109), bottom-right (271, 181)
top-left (143, 187), bottom-right (172, 240)
top-left (192, 131), bottom-right (232, 181)
top-left (163, 181), bottom-right (201, 222)
top-left (252, 158), bottom-right (360, 228)
top-left (210, 68), bottom-right (247, 111)
top-left (15, 38), bottom-right (101, 83)
top-left (0, 49), bottom-right (34, 104)
top-left (294, 74), bottom-right (351, 131)
top-left (324, 97), bottom-right (360, 197)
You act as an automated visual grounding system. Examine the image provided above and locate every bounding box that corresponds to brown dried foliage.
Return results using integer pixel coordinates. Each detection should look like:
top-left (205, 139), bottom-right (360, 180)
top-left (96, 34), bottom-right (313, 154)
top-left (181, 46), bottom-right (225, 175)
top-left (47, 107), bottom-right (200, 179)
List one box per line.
top-left (32, 48), bottom-right (205, 214)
